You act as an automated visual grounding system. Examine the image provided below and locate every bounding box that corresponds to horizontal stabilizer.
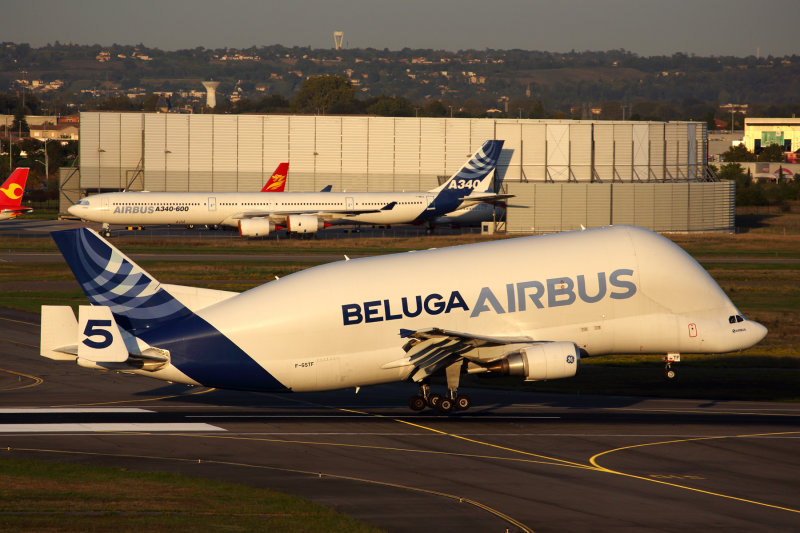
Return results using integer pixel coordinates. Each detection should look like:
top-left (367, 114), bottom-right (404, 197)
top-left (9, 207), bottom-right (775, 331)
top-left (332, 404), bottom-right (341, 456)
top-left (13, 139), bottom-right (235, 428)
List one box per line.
top-left (41, 306), bottom-right (78, 360)
top-left (458, 193), bottom-right (514, 207)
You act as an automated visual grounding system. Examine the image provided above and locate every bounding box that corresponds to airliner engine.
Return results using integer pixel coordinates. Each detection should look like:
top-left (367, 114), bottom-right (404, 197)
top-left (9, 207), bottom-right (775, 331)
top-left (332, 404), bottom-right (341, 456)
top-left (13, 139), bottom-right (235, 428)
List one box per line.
top-left (287, 214), bottom-right (325, 234)
top-left (238, 219), bottom-right (276, 237)
top-left (488, 342), bottom-right (580, 381)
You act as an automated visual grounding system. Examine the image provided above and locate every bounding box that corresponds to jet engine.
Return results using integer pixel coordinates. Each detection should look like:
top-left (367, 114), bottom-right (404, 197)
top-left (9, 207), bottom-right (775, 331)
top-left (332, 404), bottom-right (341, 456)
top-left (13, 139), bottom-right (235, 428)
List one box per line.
top-left (286, 214), bottom-right (325, 234)
top-left (238, 219), bottom-right (276, 237)
top-left (489, 341), bottom-right (580, 381)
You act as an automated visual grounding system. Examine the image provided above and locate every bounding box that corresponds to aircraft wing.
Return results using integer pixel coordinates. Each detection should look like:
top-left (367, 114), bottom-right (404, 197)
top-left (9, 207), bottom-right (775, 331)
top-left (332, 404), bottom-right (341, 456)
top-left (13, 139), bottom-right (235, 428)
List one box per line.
top-left (383, 327), bottom-right (537, 382)
top-left (230, 201), bottom-right (397, 222)
top-left (457, 193), bottom-right (514, 207)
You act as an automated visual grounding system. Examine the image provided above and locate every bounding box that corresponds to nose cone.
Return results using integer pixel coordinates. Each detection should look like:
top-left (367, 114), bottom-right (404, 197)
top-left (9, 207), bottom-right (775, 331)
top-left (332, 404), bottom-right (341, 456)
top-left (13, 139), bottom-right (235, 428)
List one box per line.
top-left (67, 204), bottom-right (86, 218)
top-left (749, 320), bottom-right (768, 346)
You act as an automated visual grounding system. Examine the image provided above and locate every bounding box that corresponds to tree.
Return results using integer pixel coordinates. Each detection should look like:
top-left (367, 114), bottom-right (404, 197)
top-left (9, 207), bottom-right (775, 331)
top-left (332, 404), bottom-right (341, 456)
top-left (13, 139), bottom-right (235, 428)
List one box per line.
top-left (720, 144), bottom-right (756, 162)
top-left (11, 106), bottom-right (29, 135)
top-left (365, 95), bottom-right (415, 116)
top-left (420, 100), bottom-right (447, 117)
top-left (756, 144), bottom-right (785, 162)
top-left (291, 75), bottom-right (357, 114)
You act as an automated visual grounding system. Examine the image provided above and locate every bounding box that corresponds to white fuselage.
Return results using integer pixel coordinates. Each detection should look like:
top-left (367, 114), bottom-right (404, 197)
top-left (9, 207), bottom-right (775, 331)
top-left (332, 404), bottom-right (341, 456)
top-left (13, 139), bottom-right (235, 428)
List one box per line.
top-left (68, 191), bottom-right (444, 227)
top-left (139, 226), bottom-right (766, 392)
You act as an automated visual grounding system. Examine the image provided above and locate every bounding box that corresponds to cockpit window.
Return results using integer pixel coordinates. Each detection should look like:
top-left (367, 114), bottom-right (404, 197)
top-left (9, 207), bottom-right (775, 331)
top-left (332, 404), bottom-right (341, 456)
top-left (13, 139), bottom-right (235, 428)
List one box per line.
top-left (729, 315), bottom-right (744, 323)
top-left (77, 199), bottom-right (89, 206)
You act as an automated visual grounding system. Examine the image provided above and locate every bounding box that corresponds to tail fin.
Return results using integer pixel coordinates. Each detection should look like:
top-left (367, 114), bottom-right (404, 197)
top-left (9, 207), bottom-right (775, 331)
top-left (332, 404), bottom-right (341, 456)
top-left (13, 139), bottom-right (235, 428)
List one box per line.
top-left (424, 140), bottom-right (503, 215)
top-left (0, 168), bottom-right (30, 206)
top-left (261, 162), bottom-right (289, 192)
top-left (51, 228), bottom-right (193, 335)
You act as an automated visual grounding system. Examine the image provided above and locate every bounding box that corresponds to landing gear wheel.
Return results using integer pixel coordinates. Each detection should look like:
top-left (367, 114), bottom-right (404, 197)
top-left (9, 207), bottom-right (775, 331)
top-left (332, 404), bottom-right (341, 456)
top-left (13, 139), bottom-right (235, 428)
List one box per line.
top-left (455, 395), bottom-right (471, 411)
top-left (665, 368), bottom-right (676, 380)
top-left (437, 397), bottom-right (454, 413)
top-left (103, 230), bottom-right (111, 238)
top-left (186, 224), bottom-right (195, 229)
top-left (427, 393), bottom-right (442, 409)
top-left (408, 395), bottom-right (426, 411)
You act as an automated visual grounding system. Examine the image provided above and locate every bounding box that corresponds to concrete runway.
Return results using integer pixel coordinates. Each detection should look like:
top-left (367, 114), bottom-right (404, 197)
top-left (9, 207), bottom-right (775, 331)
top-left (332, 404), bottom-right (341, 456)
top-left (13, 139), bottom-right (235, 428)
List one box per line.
top-left (1, 307), bottom-right (799, 532)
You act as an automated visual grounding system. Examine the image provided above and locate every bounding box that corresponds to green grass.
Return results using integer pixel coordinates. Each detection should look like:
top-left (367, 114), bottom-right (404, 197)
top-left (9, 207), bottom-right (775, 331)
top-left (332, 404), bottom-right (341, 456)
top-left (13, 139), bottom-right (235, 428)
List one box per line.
top-left (0, 457), bottom-right (382, 533)
top-left (0, 291), bottom-right (87, 314)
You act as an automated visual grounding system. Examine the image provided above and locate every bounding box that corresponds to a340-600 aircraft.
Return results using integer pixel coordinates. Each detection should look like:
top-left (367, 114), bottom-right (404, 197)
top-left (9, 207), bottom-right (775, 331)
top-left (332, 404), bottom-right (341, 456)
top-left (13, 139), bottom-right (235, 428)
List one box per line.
top-left (67, 140), bottom-right (507, 237)
top-left (41, 225), bottom-right (766, 412)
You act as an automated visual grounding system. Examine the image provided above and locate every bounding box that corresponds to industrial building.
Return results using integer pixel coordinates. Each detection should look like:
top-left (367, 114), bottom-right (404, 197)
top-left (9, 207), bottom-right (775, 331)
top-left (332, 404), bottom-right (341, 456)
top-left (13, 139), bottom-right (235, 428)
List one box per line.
top-left (743, 117), bottom-right (800, 153)
top-left (63, 112), bottom-right (733, 233)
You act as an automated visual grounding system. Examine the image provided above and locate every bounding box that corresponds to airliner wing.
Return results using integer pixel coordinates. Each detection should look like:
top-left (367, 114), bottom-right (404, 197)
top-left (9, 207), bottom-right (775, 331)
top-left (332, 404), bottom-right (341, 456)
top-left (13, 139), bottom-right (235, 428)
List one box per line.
top-left (384, 327), bottom-right (537, 381)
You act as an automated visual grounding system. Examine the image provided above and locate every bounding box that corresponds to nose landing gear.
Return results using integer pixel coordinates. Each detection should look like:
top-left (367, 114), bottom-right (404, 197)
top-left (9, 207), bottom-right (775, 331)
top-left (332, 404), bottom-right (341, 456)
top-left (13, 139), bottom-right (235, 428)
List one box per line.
top-left (664, 353), bottom-right (680, 379)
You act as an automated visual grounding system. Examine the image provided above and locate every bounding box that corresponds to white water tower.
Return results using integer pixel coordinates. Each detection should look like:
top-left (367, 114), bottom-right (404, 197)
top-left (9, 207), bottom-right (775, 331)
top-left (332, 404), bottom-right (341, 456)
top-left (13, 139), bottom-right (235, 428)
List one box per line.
top-left (202, 81), bottom-right (220, 108)
top-left (333, 31), bottom-right (344, 50)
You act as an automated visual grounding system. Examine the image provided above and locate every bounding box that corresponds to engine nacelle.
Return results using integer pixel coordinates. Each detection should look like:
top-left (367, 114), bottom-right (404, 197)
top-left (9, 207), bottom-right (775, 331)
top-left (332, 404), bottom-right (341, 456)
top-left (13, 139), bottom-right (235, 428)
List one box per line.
top-left (286, 214), bottom-right (325, 234)
top-left (492, 341), bottom-right (580, 381)
top-left (238, 219), bottom-right (276, 237)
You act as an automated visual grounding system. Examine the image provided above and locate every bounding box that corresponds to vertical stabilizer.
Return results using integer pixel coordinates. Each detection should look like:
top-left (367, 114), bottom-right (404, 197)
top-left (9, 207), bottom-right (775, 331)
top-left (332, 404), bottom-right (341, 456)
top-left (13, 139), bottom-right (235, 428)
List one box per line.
top-left (0, 168), bottom-right (30, 207)
top-left (51, 228), bottom-right (193, 335)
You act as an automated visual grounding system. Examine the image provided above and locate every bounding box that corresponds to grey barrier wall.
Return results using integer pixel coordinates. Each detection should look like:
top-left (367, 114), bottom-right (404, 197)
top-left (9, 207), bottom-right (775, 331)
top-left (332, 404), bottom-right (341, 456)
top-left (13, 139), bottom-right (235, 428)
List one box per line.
top-left (71, 112), bottom-right (729, 232)
top-left (505, 181), bottom-right (734, 233)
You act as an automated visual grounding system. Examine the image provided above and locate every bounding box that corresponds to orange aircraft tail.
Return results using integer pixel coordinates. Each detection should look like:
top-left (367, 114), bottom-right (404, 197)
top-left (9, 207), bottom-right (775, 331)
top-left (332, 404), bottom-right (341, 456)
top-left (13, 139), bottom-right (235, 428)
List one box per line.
top-left (261, 162), bottom-right (289, 192)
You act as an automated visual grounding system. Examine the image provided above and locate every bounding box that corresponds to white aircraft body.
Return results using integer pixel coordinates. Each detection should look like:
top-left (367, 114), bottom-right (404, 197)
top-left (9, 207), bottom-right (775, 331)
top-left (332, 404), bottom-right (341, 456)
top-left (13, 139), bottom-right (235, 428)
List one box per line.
top-left (42, 225), bottom-right (767, 411)
top-left (68, 140), bottom-right (508, 237)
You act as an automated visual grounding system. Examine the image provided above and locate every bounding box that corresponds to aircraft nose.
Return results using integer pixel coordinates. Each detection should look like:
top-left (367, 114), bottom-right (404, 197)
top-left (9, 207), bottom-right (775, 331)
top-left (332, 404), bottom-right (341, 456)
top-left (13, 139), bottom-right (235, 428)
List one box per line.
top-left (67, 204), bottom-right (79, 217)
top-left (750, 320), bottom-right (768, 344)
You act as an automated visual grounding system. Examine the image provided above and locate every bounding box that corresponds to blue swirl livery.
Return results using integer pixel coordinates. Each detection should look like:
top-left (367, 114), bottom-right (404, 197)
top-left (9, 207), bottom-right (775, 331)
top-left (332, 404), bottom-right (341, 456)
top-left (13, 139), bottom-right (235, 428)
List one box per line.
top-left (50, 228), bottom-right (287, 392)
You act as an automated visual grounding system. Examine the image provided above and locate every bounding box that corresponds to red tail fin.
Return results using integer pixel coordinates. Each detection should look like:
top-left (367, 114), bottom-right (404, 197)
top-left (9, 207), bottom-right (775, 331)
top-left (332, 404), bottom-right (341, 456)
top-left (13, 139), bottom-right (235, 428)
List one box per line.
top-left (261, 162), bottom-right (289, 192)
top-left (0, 168), bottom-right (30, 207)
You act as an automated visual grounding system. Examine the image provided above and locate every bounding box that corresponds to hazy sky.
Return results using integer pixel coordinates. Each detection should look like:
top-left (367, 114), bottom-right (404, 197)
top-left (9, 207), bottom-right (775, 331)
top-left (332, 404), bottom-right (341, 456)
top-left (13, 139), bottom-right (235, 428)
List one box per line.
top-left (5, 0), bottom-right (799, 57)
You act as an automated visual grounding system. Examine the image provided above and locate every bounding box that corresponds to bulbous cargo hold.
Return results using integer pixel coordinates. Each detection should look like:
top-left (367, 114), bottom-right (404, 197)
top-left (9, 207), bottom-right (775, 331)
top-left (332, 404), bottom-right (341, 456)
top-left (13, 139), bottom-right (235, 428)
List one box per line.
top-left (42, 225), bottom-right (766, 412)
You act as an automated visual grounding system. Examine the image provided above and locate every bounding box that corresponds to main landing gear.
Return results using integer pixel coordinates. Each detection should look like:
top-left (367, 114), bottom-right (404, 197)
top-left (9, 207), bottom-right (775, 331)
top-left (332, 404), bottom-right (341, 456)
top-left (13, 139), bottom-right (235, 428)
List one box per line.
top-left (664, 353), bottom-right (680, 380)
top-left (408, 383), bottom-right (471, 413)
top-left (408, 362), bottom-right (471, 413)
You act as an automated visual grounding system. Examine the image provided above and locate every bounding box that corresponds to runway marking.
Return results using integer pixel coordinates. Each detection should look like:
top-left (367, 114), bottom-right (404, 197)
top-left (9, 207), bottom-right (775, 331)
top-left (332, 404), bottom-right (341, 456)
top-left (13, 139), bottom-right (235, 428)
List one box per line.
top-left (337, 406), bottom-right (800, 517)
top-left (191, 414), bottom-right (559, 420)
top-left (337, 408), bottom-right (590, 470)
top-left (49, 387), bottom-right (216, 408)
top-left (589, 431), bottom-right (800, 515)
top-left (0, 368), bottom-right (43, 390)
top-left (0, 423), bottom-right (225, 433)
top-left (0, 316), bottom-right (38, 327)
top-left (5, 446), bottom-right (534, 533)
top-left (0, 408), bottom-right (152, 413)
top-left (608, 407), bottom-right (800, 418)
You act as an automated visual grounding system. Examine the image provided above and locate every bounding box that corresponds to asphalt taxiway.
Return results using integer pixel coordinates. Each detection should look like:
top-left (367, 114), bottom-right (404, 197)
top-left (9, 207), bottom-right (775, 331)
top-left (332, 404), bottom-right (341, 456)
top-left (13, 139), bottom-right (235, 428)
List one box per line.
top-left (1, 307), bottom-right (798, 532)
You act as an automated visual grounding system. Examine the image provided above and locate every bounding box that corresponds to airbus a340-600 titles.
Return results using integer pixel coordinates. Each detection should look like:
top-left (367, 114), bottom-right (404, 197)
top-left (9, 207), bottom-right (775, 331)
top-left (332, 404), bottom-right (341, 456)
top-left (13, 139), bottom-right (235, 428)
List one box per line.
top-left (0, 168), bottom-right (33, 221)
top-left (41, 224), bottom-right (766, 412)
top-left (67, 140), bottom-right (508, 237)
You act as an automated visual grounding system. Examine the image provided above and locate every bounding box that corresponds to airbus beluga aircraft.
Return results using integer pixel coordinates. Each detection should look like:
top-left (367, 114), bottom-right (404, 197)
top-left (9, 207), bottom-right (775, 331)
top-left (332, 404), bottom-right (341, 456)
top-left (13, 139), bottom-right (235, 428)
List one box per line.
top-left (67, 140), bottom-right (507, 237)
top-left (41, 225), bottom-right (766, 412)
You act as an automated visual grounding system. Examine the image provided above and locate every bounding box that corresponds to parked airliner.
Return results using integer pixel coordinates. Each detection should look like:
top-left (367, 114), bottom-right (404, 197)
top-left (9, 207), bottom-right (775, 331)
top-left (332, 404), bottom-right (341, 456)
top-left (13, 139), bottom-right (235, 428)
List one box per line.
top-left (41, 225), bottom-right (766, 412)
top-left (67, 140), bottom-right (507, 237)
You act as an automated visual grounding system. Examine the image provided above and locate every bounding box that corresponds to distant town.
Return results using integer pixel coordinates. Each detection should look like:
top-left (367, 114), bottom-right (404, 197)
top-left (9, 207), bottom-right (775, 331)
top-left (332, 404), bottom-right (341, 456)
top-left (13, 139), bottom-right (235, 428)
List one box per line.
top-left (2, 42), bottom-right (800, 122)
